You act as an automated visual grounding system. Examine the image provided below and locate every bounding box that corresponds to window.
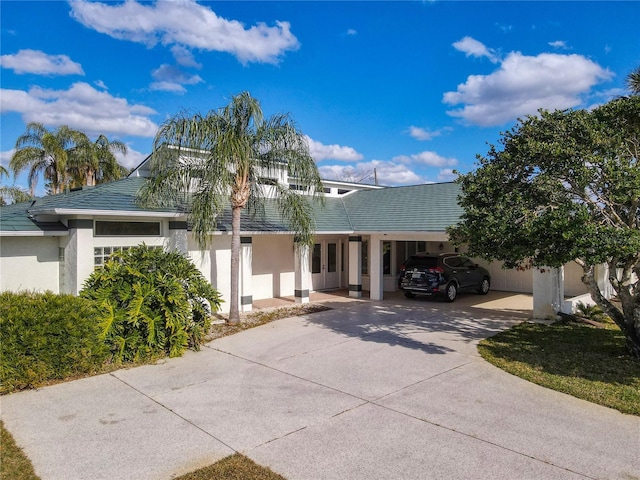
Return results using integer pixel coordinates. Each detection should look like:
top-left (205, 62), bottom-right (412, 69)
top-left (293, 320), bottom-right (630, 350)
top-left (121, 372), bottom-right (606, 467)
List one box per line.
top-left (94, 246), bottom-right (131, 267)
top-left (94, 245), bottom-right (161, 268)
top-left (95, 221), bottom-right (160, 237)
top-left (258, 177), bottom-right (278, 186)
top-left (383, 241), bottom-right (391, 275)
top-left (328, 243), bottom-right (337, 273)
top-left (312, 244), bottom-right (322, 274)
top-left (337, 189), bottom-right (350, 195)
top-left (361, 241), bottom-right (368, 275)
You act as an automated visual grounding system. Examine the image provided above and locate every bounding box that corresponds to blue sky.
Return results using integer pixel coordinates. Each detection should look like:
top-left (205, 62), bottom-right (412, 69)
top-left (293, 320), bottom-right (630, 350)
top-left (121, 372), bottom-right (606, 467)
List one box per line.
top-left (1, 1), bottom-right (638, 194)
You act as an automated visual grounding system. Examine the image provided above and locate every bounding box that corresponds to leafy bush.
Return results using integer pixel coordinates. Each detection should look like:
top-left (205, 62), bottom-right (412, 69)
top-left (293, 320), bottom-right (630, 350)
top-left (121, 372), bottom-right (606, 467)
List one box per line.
top-left (81, 245), bottom-right (222, 362)
top-left (575, 302), bottom-right (611, 323)
top-left (0, 291), bottom-right (109, 394)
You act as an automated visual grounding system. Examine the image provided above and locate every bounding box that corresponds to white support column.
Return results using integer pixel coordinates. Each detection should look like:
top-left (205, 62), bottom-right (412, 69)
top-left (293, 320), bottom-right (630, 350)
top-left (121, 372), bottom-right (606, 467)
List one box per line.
top-left (533, 266), bottom-right (564, 319)
top-left (348, 236), bottom-right (363, 298)
top-left (212, 236), bottom-right (232, 314)
top-left (62, 219), bottom-right (94, 295)
top-left (369, 234), bottom-right (384, 301)
top-left (240, 237), bottom-right (253, 312)
top-left (294, 243), bottom-right (311, 304)
top-left (595, 263), bottom-right (613, 300)
top-left (168, 221), bottom-right (188, 254)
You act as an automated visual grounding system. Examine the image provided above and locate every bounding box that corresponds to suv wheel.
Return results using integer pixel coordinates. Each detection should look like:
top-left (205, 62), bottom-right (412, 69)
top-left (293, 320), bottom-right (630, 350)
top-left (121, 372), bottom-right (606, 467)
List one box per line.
top-left (478, 278), bottom-right (490, 295)
top-left (445, 282), bottom-right (457, 302)
top-left (404, 291), bottom-right (416, 299)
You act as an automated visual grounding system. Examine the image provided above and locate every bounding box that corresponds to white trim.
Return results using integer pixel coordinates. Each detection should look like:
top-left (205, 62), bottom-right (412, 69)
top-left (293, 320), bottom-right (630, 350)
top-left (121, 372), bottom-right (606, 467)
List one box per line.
top-left (32, 209), bottom-right (184, 218)
top-left (0, 231), bottom-right (69, 237)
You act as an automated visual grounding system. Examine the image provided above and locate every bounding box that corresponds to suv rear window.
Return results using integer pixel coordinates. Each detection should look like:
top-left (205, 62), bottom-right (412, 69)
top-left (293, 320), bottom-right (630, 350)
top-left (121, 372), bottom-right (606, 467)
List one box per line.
top-left (405, 256), bottom-right (438, 269)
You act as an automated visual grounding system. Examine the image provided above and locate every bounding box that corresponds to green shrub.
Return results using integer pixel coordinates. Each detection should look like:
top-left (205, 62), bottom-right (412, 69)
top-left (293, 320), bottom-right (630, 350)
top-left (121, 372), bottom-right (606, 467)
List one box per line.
top-left (81, 245), bottom-right (222, 362)
top-left (0, 291), bottom-right (109, 394)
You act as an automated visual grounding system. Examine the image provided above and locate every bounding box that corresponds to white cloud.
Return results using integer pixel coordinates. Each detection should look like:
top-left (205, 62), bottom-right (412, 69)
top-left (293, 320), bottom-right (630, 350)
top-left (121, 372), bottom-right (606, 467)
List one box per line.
top-left (305, 136), bottom-right (364, 162)
top-left (114, 145), bottom-right (149, 170)
top-left (408, 126), bottom-right (448, 141)
top-left (150, 64), bottom-right (203, 93)
top-left (0, 82), bottom-right (158, 137)
top-left (319, 160), bottom-right (423, 187)
top-left (0, 49), bottom-right (84, 75)
top-left (548, 40), bottom-right (569, 49)
top-left (452, 37), bottom-right (499, 63)
top-left (443, 51), bottom-right (613, 126)
top-left (437, 168), bottom-right (457, 182)
top-left (69, 0), bottom-right (299, 64)
top-left (1, 149), bottom-right (15, 169)
top-left (94, 79), bottom-right (108, 90)
top-left (346, 29), bottom-right (357, 36)
top-left (171, 45), bottom-right (202, 68)
top-left (393, 150), bottom-right (457, 168)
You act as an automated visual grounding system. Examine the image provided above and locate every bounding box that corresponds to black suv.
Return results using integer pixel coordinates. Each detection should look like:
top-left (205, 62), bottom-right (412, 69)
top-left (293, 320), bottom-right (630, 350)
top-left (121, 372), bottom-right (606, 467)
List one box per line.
top-left (398, 253), bottom-right (490, 302)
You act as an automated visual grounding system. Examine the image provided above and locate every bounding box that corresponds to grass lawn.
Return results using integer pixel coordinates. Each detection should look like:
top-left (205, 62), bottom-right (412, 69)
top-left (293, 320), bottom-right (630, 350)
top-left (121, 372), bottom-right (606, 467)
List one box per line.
top-left (478, 319), bottom-right (640, 416)
top-left (1, 421), bottom-right (39, 480)
top-left (175, 454), bottom-right (286, 480)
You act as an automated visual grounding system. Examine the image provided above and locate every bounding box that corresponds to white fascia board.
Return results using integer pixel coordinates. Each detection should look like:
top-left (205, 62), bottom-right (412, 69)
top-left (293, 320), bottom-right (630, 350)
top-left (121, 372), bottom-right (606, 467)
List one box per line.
top-left (210, 230), bottom-right (355, 236)
top-left (0, 230), bottom-right (69, 237)
top-left (36, 209), bottom-right (185, 218)
top-left (354, 231), bottom-right (450, 241)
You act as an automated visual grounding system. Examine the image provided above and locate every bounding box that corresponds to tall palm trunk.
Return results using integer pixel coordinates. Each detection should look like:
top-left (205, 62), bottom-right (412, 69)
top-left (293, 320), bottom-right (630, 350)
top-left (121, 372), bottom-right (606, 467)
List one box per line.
top-left (229, 205), bottom-right (242, 324)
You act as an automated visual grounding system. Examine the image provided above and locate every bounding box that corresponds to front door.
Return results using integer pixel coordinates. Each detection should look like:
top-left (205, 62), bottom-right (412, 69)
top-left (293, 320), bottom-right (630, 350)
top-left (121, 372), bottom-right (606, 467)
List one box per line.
top-left (311, 240), bottom-right (341, 291)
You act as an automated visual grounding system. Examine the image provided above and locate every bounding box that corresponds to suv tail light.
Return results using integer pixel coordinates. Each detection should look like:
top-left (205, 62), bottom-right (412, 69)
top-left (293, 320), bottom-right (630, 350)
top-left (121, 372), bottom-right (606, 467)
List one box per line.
top-left (428, 267), bottom-right (444, 274)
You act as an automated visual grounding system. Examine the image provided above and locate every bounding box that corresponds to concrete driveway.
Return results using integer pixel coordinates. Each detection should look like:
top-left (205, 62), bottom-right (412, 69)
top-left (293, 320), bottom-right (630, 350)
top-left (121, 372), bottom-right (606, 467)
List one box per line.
top-left (2, 291), bottom-right (639, 480)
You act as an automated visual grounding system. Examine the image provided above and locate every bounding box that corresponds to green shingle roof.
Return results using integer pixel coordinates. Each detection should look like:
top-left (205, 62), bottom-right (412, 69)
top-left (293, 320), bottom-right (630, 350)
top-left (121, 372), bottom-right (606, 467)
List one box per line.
top-left (1, 179), bottom-right (463, 234)
top-left (342, 183), bottom-right (463, 232)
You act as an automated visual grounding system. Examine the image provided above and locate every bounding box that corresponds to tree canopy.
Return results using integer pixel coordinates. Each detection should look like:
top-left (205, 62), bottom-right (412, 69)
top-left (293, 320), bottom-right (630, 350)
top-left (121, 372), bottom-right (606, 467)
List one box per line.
top-left (448, 95), bottom-right (640, 357)
top-left (9, 122), bottom-right (127, 195)
top-left (138, 92), bottom-right (323, 323)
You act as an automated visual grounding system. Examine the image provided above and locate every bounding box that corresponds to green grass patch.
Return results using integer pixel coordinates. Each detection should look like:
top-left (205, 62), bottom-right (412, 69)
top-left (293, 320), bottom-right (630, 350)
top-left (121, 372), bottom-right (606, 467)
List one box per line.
top-left (1, 422), bottom-right (40, 480)
top-left (478, 320), bottom-right (640, 416)
top-left (175, 454), bottom-right (286, 480)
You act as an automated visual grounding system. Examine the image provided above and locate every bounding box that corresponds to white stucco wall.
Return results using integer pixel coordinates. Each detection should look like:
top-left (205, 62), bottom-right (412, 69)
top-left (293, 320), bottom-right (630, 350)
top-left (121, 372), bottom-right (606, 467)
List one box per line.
top-left (475, 260), bottom-right (534, 293)
top-left (252, 234), bottom-right (295, 300)
top-left (209, 235), bottom-right (232, 312)
top-left (0, 237), bottom-right (60, 293)
top-left (187, 235), bottom-right (212, 284)
top-left (564, 261), bottom-right (589, 297)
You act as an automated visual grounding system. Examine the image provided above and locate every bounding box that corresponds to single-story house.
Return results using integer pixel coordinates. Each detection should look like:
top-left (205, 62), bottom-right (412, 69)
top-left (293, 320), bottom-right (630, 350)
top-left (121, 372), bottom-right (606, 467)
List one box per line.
top-left (0, 157), bottom-right (601, 317)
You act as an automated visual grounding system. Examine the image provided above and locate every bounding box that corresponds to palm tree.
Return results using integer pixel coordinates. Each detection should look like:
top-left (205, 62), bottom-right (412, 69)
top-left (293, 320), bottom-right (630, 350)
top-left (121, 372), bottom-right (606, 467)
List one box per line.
top-left (0, 165), bottom-right (31, 205)
top-left (10, 123), bottom-right (91, 195)
top-left (627, 65), bottom-right (640, 95)
top-left (139, 92), bottom-right (324, 324)
top-left (69, 134), bottom-right (128, 187)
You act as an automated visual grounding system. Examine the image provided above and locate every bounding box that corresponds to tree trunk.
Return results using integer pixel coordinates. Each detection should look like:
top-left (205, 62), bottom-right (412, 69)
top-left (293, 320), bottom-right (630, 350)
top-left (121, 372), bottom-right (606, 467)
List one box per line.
top-left (581, 264), bottom-right (640, 358)
top-left (228, 205), bottom-right (242, 324)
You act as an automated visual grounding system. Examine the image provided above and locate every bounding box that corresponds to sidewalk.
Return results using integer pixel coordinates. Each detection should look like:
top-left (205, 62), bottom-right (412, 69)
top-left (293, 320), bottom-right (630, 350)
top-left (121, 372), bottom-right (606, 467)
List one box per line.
top-left (2, 292), bottom-right (638, 479)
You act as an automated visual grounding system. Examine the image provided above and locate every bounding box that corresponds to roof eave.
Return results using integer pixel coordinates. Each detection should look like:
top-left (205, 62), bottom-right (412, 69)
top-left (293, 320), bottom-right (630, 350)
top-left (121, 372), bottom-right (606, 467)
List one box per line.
top-left (30, 208), bottom-right (186, 218)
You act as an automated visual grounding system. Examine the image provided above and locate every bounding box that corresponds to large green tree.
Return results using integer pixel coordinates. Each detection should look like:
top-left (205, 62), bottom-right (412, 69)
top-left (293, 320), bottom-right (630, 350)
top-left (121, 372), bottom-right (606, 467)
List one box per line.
top-left (10, 122), bottom-right (90, 195)
top-left (138, 92), bottom-right (324, 324)
top-left (628, 66), bottom-right (640, 94)
top-left (0, 165), bottom-right (31, 205)
top-left (448, 95), bottom-right (640, 357)
top-left (10, 123), bottom-right (127, 195)
top-left (69, 134), bottom-right (128, 187)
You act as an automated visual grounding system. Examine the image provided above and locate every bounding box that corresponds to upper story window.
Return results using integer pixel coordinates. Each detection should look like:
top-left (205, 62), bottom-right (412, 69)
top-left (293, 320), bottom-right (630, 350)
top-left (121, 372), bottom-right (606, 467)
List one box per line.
top-left (94, 221), bottom-right (160, 237)
top-left (258, 177), bottom-right (278, 186)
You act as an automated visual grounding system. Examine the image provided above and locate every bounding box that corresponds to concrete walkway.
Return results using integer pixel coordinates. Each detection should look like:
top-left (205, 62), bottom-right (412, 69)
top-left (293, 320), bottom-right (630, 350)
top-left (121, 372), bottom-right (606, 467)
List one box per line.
top-left (2, 292), bottom-right (639, 480)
